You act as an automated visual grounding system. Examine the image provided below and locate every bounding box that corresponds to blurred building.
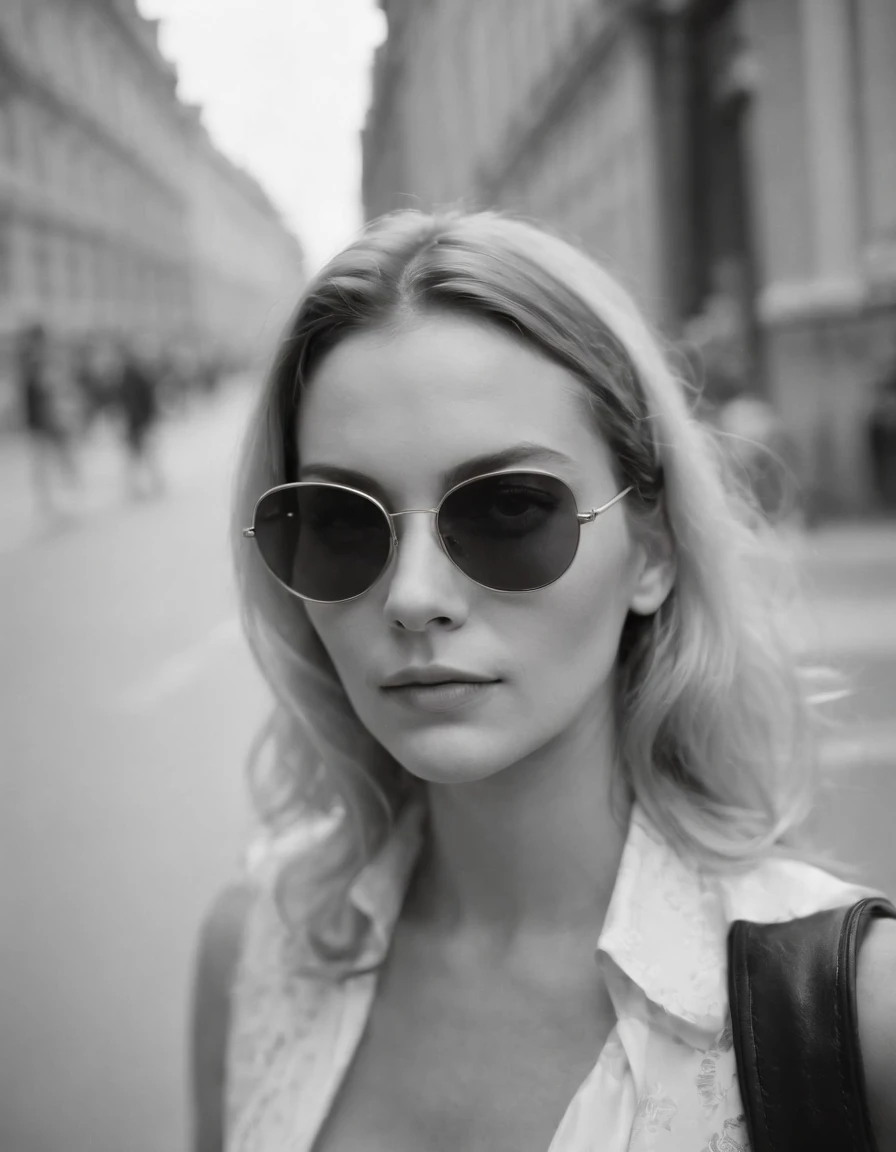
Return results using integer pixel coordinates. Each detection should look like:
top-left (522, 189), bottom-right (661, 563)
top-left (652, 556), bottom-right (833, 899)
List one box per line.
top-left (363, 0), bottom-right (896, 515)
top-left (182, 112), bottom-right (304, 369)
top-left (0, 0), bottom-right (303, 426)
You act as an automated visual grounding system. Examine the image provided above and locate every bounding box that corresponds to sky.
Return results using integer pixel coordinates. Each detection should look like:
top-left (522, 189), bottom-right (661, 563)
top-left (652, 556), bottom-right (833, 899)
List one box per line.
top-left (136, 0), bottom-right (387, 272)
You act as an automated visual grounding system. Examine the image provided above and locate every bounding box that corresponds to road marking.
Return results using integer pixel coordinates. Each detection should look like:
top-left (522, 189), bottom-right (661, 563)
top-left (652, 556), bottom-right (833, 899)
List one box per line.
top-left (117, 617), bottom-right (242, 713)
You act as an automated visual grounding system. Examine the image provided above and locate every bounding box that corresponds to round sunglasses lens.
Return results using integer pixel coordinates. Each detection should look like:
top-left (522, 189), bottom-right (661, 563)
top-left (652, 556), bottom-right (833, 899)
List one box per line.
top-left (437, 472), bottom-right (580, 591)
top-left (253, 485), bottom-right (392, 601)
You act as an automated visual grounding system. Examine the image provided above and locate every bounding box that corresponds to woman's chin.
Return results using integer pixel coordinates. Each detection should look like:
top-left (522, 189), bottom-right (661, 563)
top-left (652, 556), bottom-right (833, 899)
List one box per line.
top-left (384, 729), bottom-right (520, 787)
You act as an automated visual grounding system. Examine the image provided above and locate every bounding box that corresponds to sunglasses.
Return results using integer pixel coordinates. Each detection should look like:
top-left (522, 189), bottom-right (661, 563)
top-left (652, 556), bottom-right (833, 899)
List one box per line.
top-left (243, 469), bottom-right (633, 604)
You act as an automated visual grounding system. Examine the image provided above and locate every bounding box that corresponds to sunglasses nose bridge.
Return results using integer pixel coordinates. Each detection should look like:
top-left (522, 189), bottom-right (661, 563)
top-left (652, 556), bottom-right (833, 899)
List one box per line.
top-left (385, 506), bottom-right (446, 558)
top-left (389, 507), bottom-right (439, 517)
top-left (388, 507), bottom-right (439, 529)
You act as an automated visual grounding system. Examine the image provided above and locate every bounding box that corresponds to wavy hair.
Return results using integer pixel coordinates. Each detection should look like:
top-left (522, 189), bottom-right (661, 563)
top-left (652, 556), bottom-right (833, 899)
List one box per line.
top-left (231, 210), bottom-right (850, 972)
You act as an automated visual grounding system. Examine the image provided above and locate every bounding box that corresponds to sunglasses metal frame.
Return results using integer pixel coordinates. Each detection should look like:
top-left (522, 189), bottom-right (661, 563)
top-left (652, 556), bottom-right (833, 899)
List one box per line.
top-left (242, 468), bottom-right (634, 604)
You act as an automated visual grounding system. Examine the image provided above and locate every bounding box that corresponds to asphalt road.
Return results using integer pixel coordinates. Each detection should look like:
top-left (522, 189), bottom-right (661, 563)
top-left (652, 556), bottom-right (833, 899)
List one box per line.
top-left (1, 386), bottom-right (894, 1152)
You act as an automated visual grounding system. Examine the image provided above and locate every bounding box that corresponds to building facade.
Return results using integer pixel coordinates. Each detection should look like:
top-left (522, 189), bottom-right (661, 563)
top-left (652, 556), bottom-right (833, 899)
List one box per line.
top-left (0, 0), bottom-right (303, 425)
top-left (362, 0), bottom-right (896, 515)
top-left (182, 111), bottom-right (305, 368)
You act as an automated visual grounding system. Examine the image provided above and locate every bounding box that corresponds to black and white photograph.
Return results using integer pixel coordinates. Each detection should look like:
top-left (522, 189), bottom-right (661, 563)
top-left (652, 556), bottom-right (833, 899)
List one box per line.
top-left (1, 3), bottom-right (895, 1151)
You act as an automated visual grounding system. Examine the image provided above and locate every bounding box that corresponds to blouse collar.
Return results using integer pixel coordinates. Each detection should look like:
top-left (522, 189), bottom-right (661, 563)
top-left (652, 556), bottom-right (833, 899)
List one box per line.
top-left (270, 793), bottom-right (875, 1049)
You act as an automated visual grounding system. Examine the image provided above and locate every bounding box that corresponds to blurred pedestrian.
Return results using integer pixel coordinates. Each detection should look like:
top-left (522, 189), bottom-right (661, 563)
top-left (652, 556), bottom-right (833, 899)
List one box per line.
top-left (17, 322), bottom-right (79, 516)
top-left (192, 212), bottom-right (895, 1152)
top-left (868, 360), bottom-right (896, 510)
top-left (74, 338), bottom-right (110, 434)
top-left (117, 342), bottom-right (165, 499)
top-left (199, 355), bottom-right (222, 397)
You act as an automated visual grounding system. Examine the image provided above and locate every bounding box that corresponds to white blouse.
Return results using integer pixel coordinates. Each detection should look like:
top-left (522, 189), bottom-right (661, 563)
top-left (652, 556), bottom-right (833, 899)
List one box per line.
top-left (225, 799), bottom-right (877, 1151)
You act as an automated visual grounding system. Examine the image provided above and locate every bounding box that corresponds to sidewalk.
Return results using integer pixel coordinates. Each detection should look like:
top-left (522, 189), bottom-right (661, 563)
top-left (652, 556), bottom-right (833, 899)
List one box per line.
top-left (790, 520), bottom-right (896, 658)
top-left (800, 518), bottom-right (896, 568)
top-left (787, 520), bottom-right (896, 771)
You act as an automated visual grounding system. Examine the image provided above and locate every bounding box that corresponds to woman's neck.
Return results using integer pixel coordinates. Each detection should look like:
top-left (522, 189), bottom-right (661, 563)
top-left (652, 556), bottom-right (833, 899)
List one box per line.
top-left (404, 714), bottom-right (632, 960)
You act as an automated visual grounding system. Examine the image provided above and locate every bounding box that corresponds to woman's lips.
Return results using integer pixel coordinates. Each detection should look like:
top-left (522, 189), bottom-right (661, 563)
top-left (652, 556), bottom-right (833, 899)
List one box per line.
top-left (381, 680), bottom-right (499, 713)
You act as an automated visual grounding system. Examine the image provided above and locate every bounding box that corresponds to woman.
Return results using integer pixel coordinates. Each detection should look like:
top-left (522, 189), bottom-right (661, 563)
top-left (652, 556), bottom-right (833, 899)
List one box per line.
top-left (193, 212), bottom-right (896, 1151)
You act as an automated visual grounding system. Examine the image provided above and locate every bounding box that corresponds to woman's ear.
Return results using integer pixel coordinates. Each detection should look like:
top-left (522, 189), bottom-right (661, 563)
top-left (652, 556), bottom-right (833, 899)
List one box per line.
top-left (628, 516), bottom-right (676, 617)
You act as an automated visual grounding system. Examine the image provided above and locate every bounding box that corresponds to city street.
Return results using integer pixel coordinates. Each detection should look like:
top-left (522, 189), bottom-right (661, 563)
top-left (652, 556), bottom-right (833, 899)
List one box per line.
top-left (1, 387), bottom-right (895, 1152)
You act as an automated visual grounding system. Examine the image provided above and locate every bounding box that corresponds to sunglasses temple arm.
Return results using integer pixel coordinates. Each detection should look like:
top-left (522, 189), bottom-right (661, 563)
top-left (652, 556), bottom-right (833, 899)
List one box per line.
top-left (579, 485), bottom-right (634, 523)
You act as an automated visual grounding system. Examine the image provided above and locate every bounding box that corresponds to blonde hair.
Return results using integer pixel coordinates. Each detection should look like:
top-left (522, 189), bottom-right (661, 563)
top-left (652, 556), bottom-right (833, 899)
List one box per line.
top-left (231, 210), bottom-right (850, 971)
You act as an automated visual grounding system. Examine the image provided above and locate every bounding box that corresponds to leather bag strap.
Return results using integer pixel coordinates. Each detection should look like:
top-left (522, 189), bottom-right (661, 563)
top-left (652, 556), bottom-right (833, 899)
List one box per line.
top-left (727, 895), bottom-right (896, 1152)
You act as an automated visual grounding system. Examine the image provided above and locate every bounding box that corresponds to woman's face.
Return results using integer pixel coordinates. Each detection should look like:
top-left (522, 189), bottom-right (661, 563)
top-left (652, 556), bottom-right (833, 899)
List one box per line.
top-left (298, 313), bottom-right (665, 785)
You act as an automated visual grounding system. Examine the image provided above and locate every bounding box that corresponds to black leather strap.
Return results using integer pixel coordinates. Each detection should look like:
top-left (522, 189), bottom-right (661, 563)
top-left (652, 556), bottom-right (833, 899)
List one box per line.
top-left (727, 895), bottom-right (896, 1152)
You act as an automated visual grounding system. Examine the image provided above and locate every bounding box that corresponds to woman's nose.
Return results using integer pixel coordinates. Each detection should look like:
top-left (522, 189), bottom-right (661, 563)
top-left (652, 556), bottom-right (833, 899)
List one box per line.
top-left (380, 509), bottom-right (467, 626)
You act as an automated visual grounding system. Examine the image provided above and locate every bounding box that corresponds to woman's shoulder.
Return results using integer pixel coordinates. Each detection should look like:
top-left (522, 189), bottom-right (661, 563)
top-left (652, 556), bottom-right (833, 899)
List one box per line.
top-left (193, 865), bottom-right (354, 1151)
top-left (857, 915), bottom-right (896, 1150)
top-left (191, 882), bottom-right (255, 1152)
top-left (199, 883), bottom-right (257, 997)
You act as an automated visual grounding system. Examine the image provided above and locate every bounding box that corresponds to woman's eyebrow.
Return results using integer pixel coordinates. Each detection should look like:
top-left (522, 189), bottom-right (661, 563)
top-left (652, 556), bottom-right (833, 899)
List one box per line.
top-left (299, 443), bottom-right (577, 502)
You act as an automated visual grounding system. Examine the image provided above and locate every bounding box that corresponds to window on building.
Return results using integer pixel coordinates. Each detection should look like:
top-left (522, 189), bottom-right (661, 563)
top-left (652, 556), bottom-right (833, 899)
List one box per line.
top-left (0, 101), bottom-right (10, 166)
top-left (67, 234), bottom-right (83, 302)
top-left (80, 15), bottom-right (102, 112)
top-left (34, 228), bottom-right (52, 301)
top-left (96, 246), bottom-right (109, 309)
top-left (853, 0), bottom-right (896, 260)
top-left (107, 248), bottom-right (121, 306)
top-left (55, 231), bottom-right (69, 300)
top-left (44, 2), bottom-right (67, 92)
top-left (81, 238), bottom-right (96, 305)
top-left (25, 106), bottom-right (47, 180)
top-left (129, 252), bottom-right (141, 309)
top-left (679, 0), bottom-right (763, 387)
top-left (19, 0), bottom-right (36, 61)
top-left (6, 97), bottom-right (22, 166)
top-left (70, 144), bottom-right (85, 205)
top-left (13, 102), bottom-right (30, 173)
top-left (16, 220), bottom-right (31, 297)
top-left (33, 2), bottom-right (53, 72)
top-left (94, 157), bottom-right (110, 216)
top-left (83, 148), bottom-right (100, 204)
top-left (0, 0), bottom-right (21, 43)
top-left (0, 212), bottom-right (11, 299)
top-left (54, 231), bottom-right (70, 304)
top-left (48, 125), bottom-right (64, 189)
